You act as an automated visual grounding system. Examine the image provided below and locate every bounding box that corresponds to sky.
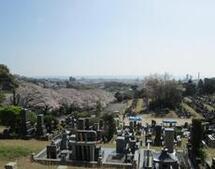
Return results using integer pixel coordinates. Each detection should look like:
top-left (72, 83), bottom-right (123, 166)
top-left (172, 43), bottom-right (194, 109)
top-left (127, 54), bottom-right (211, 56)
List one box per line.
top-left (0, 0), bottom-right (215, 78)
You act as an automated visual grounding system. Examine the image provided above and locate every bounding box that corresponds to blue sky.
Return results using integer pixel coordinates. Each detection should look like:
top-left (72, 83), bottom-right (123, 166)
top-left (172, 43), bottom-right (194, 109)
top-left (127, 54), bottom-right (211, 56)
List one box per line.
top-left (0, 0), bottom-right (215, 78)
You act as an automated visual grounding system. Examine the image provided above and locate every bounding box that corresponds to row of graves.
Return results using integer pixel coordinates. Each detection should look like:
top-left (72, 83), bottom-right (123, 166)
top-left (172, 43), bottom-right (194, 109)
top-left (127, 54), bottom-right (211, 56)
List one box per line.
top-left (198, 121), bottom-right (215, 149)
top-left (200, 96), bottom-right (215, 109)
top-left (124, 116), bottom-right (190, 169)
top-left (34, 117), bottom-right (103, 166)
top-left (102, 125), bottom-right (141, 168)
top-left (143, 119), bottom-right (215, 169)
top-left (141, 119), bottom-right (191, 169)
top-left (33, 116), bottom-right (142, 169)
top-left (0, 108), bottom-right (50, 140)
top-left (188, 96), bottom-right (215, 120)
top-left (176, 106), bottom-right (192, 118)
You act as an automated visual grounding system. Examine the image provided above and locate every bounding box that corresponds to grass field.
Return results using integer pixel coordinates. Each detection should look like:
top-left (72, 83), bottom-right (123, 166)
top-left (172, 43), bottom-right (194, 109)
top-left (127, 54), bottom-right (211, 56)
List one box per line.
top-left (0, 139), bottom-right (115, 169)
top-left (0, 139), bottom-right (49, 169)
top-left (135, 99), bottom-right (144, 113)
top-left (127, 99), bottom-right (132, 108)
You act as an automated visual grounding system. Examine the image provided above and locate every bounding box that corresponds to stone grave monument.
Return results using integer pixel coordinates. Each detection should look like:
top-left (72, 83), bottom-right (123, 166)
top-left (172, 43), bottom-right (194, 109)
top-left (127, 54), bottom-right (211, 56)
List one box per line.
top-left (20, 108), bottom-right (34, 138)
top-left (36, 114), bottom-right (47, 138)
top-left (164, 128), bottom-right (175, 153)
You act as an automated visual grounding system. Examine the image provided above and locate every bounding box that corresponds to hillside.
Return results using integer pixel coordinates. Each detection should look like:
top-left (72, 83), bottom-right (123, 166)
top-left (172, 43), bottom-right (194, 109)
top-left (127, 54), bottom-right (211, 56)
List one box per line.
top-left (5, 81), bottom-right (115, 110)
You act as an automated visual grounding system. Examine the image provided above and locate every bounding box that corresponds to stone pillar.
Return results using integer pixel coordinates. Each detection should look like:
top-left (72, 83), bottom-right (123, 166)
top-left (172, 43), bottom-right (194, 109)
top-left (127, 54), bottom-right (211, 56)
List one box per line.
top-left (81, 145), bottom-right (85, 161)
top-left (164, 128), bottom-right (175, 153)
top-left (77, 118), bottom-right (85, 130)
top-left (20, 108), bottom-right (28, 136)
top-left (154, 125), bottom-right (162, 146)
top-left (36, 114), bottom-right (46, 137)
top-left (60, 133), bottom-right (68, 150)
top-left (116, 136), bottom-right (126, 154)
top-left (70, 144), bottom-right (76, 160)
top-left (47, 144), bottom-right (58, 159)
top-left (90, 145), bottom-right (95, 161)
top-left (85, 118), bottom-right (90, 130)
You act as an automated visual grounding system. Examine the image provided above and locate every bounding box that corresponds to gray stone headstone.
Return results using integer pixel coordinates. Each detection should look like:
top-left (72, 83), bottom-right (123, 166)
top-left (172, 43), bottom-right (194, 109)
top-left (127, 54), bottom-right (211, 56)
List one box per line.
top-left (20, 109), bottom-right (34, 138)
top-left (154, 125), bottom-right (162, 146)
top-left (85, 118), bottom-right (90, 130)
top-left (116, 136), bottom-right (126, 154)
top-left (164, 128), bottom-right (175, 153)
top-left (77, 118), bottom-right (85, 130)
top-left (60, 133), bottom-right (68, 150)
top-left (36, 114), bottom-right (47, 137)
top-left (47, 144), bottom-right (58, 159)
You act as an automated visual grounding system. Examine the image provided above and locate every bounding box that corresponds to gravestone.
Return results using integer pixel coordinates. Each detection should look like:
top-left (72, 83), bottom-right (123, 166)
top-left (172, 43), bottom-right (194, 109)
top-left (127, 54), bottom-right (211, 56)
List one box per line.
top-left (154, 125), bottom-right (162, 146)
top-left (115, 118), bottom-right (120, 129)
top-left (36, 114), bottom-right (47, 137)
top-left (60, 132), bottom-right (68, 150)
top-left (116, 136), bottom-right (126, 154)
top-left (47, 142), bottom-right (58, 159)
top-left (77, 118), bottom-right (85, 130)
top-left (69, 130), bottom-right (100, 162)
top-left (129, 121), bottom-right (134, 129)
top-left (129, 139), bottom-right (136, 154)
top-left (60, 150), bottom-right (68, 164)
top-left (20, 109), bottom-right (34, 138)
top-left (164, 128), bottom-right (175, 153)
top-left (85, 118), bottom-right (90, 130)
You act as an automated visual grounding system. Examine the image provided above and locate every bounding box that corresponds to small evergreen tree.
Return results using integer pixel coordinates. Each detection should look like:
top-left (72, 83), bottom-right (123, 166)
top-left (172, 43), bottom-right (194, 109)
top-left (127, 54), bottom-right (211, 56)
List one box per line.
top-left (102, 113), bottom-right (116, 142)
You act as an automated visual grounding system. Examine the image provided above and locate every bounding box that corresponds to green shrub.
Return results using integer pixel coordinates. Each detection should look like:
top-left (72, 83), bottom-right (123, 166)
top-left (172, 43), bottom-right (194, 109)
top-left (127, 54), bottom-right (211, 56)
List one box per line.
top-left (0, 146), bottom-right (31, 159)
top-left (0, 106), bottom-right (36, 130)
top-left (76, 111), bottom-right (90, 118)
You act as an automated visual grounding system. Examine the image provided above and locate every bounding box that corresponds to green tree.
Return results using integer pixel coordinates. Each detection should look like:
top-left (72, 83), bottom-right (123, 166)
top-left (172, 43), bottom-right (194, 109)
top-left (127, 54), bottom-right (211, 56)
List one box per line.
top-left (0, 64), bottom-right (19, 106)
top-left (144, 74), bottom-right (183, 110)
top-left (0, 64), bottom-right (18, 91)
top-left (197, 79), bottom-right (204, 95)
top-left (0, 106), bottom-right (21, 128)
top-left (0, 106), bottom-right (36, 131)
top-left (183, 80), bottom-right (197, 96)
top-left (114, 92), bottom-right (123, 102)
top-left (102, 113), bottom-right (116, 142)
top-left (95, 101), bottom-right (102, 117)
top-left (191, 118), bottom-right (204, 160)
top-left (203, 78), bottom-right (215, 94)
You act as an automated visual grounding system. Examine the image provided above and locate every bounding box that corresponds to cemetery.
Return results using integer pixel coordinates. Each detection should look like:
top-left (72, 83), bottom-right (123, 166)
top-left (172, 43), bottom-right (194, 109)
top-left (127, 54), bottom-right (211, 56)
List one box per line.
top-left (28, 113), bottom-right (193, 169)
top-left (33, 117), bottom-right (141, 168)
top-left (1, 65), bottom-right (215, 169)
top-left (1, 97), bottom-right (215, 169)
